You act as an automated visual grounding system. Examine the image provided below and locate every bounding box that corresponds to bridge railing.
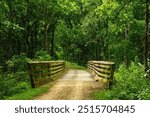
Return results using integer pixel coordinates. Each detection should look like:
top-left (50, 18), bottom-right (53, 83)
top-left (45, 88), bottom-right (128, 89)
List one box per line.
top-left (28, 61), bottom-right (65, 88)
top-left (87, 61), bottom-right (115, 88)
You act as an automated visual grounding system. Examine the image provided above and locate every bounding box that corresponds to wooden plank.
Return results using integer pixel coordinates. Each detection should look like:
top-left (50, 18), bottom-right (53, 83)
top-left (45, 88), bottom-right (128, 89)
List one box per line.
top-left (93, 66), bottom-right (111, 74)
top-left (30, 66), bottom-right (64, 76)
top-left (51, 65), bottom-right (64, 68)
top-left (30, 71), bottom-right (50, 76)
top-left (94, 69), bottom-right (111, 79)
top-left (50, 65), bottom-right (64, 70)
top-left (94, 64), bottom-right (112, 69)
top-left (88, 61), bottom-right (115, 65)
top-left (51, 68), bottom-right (64, 74)
top-left (29, 61), bottom-right (64, 63)
top-left (30, 67), bottom-right (50, 72)
top-left (51, 66), bottom-right (64, 71)
top-left (34, 77), bottom-right (52, 87)
top-left (88, 64), bottom-right (109, 70)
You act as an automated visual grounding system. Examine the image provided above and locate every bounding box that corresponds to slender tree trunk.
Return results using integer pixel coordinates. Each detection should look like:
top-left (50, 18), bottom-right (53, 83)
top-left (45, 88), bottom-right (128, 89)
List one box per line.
top-left (7, 1), bottom-right (14, 58)
top-left (144, 0), bottom-right (149, 72)
top-left (26, 0), bottom-right (31, 58)
top-left (44, 23), bottom-right (49, 51)
top-left (51, 24), bottom-right (56, 58)
top-left (44, 5), bottom-right (49, 51)
top-left (17, 40), bottom-right (21, 55)
top-left (97, 19), bottom-right (101, 61)
top-left (34, 22), bottom-right (38, 50)
top-left (104, 19), bottom-right (109, 60)
top-left (30, 30), bottom-right (34, 58)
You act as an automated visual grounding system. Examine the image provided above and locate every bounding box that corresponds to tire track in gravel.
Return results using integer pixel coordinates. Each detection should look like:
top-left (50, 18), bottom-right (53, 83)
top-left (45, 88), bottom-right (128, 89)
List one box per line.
top-left (35, 69), bottom-right (104, 100)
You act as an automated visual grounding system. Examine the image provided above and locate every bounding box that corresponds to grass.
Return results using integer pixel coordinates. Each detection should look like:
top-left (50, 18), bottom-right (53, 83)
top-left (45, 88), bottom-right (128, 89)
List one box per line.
top-left (6, 81), bottom-right (57, 100)
top-left (66, 61), bottom-right (86, 70)
top-left (92, 90), bottom-right (112, 100)
top-left (6, 72), bottom-right (64, 100)
top-left (6, 86), bottom-right (49, 100)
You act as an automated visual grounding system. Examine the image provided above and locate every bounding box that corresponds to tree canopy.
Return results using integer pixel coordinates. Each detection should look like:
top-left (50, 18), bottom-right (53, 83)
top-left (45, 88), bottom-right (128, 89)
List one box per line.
top-left (0, 0), bottom-right (149, 68)
top-left (0, 0), bottom-right (150, 100)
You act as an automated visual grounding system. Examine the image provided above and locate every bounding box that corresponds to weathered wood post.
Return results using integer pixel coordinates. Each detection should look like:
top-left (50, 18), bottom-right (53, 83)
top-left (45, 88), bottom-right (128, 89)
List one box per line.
top-left (109, 63), bottom-right (115, 89)
top-left (28, 63), bottom-right (35, 88)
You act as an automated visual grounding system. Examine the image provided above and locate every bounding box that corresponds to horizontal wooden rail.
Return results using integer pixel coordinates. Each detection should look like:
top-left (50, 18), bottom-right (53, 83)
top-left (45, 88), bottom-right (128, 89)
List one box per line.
top-left (28, 61), bottom-right (65, 88)
top-left (87, 61), bottom-right (115, 88)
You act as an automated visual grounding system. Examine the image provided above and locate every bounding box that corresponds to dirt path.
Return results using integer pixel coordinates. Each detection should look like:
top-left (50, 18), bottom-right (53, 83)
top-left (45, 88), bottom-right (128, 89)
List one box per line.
top-left (35, 69), bottom-right (104, 100)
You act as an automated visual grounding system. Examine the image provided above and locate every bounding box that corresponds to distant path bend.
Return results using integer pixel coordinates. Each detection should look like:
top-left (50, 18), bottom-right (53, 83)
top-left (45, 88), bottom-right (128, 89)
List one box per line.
top-left (35, 69), bottom-right (103, 100)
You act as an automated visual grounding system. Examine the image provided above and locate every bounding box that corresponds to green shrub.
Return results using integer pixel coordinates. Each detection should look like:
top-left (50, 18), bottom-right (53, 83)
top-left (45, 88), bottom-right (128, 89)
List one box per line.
top-left (0, 75), bottom-right (16, 99)
top-left (0, 51), bottom-right (52, 99)
top-left (7, 87), bottom-right (49, 100)
top-left (34, 50), bottom-right (51, 61)
top-left (11, 71), bottom-right (30, 82)
top-left (6, 53), bottom-right (30, 72)
top-left (12, 82), bottom-right (30, 94)
top-left (66, 61), bottom-right (85, 69)
top-left (0, 72), bottom-right (30, 99)
top-left (93, 62), bottom-right (150, 100)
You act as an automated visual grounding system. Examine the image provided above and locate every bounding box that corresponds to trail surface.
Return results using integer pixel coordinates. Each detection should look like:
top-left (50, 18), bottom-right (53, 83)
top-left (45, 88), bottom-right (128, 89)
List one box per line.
top-left (35, 69), bottom-right (103, 100)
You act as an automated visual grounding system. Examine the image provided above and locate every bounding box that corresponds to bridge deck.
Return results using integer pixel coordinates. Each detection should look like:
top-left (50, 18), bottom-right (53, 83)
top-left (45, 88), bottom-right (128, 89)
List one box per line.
top-left (35, 69), bottom-right (104, 100)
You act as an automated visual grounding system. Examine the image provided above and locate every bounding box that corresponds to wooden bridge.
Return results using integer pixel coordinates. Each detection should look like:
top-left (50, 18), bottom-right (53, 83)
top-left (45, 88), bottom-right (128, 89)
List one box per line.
top-left (28, 61), bottom-right (115, 100)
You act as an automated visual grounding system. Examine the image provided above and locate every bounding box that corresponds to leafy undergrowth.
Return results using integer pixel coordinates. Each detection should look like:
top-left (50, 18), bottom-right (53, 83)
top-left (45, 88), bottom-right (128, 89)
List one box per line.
top-left (66, 61), bottom-right (86, 70)
top-left (0, 72), bottom-right (30, 100)
top-left (6, 87), bottom-right (49, 100)
top-left (93, 62), bottom-right (150, 100)
top-left (5, 76), bottom-right (59, 100)
top-left (0, 53), bottom-right (52, 100)
top-left (5, 73), bottom-right (63, 100)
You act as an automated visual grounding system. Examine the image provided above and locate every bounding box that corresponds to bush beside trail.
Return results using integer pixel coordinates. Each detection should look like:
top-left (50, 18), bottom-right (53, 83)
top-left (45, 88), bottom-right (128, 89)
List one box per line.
top-left (93, 62), bottom-right (150, 100)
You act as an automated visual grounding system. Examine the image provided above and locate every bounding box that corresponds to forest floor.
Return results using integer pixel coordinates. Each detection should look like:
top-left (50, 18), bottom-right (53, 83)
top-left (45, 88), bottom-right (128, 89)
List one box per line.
top-left (35, 69), bottom-right (104, 100)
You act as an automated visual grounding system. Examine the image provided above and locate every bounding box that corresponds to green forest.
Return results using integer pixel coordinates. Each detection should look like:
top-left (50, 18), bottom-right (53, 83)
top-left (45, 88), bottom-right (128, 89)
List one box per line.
top-left (0, 0), bottom-right (150, 100)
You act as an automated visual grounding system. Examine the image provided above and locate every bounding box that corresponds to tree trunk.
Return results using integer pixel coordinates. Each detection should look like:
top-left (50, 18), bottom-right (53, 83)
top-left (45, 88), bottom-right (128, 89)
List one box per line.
top-left (7, 1), bottom-right (15, 58)
top-left (104, 19), bottom-right (109, 60)
top-left (26, 0), bottom-right (31, 58)
top-left (34, 22), bottom-right (38, 50)
top-left (17, 40), bottom-right (21, 55)
top-left (144, 0), bottom-right (149, 72)
top-left (30, 30), bottom-right (34, 58)
top-left (44, 23), bottom-right (49, 51)
top-left (51, 24), bottom-right (56, 58)
top-left (44, 5), bottom-right (49, 51)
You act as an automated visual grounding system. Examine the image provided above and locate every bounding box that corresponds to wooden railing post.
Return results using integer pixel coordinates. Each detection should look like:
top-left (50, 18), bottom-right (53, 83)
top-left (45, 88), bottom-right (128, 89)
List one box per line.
top-left (109, 63), bottom-right (115, 88)
top-left (28, 63), bottom-right (35, 88)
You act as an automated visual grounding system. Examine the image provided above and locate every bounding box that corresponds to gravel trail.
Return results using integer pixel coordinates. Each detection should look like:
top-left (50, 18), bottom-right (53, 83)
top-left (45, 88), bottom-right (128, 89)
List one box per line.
top-left (35, 69), bottom-right (103, 100)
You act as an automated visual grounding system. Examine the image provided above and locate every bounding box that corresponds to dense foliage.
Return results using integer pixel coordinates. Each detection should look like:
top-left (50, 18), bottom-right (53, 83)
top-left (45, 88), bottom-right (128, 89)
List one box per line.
top-left (0, 72), bottom-right (30, 99)
top-left (0, 0), bottom-right (149, 66)
top-left (0, 0), bottom-right (149, 99)
top-left (94, 62), bottom-right (150, 100)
